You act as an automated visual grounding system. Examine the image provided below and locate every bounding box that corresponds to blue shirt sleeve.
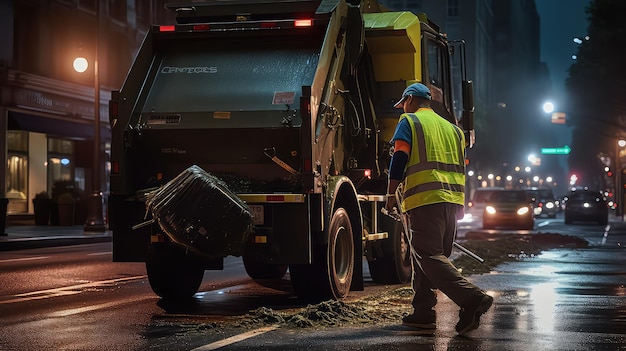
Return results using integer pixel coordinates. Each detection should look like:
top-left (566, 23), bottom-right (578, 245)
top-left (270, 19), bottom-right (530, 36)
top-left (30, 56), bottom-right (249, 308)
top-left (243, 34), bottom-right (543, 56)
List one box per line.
top-left (391, 117), bottom-right (412, 147)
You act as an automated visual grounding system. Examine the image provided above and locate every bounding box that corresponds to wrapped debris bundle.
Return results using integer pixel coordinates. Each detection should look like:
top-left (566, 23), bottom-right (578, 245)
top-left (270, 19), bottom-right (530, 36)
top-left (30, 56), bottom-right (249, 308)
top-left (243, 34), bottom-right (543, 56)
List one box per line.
top-left (145, 165), bottom-right (253, 257)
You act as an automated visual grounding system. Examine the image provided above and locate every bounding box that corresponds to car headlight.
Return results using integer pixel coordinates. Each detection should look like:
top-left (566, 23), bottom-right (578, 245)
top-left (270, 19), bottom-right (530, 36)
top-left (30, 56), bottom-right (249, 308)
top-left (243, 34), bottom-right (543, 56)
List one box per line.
top-left (485, 206), bottom-right (496, 215)
top-left (517, 207), bottom-right (530, 215)
top-left (545, 202), bottom-right (555, 209)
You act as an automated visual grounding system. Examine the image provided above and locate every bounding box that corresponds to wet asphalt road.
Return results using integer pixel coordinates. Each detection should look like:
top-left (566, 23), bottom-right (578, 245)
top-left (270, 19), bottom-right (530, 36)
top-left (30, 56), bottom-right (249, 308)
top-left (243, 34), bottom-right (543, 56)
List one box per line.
top-left (175, 219), bottom-right (626, 351)
top-left (1, 216), bottom-right (625, 350)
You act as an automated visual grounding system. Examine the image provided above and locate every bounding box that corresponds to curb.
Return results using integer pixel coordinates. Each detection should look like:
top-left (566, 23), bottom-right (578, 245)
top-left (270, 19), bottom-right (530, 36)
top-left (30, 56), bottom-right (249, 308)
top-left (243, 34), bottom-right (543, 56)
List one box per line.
top-left (0, 235), bottom-right (112, 251)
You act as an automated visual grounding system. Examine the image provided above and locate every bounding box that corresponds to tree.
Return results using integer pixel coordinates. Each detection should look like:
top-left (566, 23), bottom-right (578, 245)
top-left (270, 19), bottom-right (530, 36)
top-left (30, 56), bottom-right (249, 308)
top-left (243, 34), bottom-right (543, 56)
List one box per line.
top-left (566, 0), bottom-right (626, 188)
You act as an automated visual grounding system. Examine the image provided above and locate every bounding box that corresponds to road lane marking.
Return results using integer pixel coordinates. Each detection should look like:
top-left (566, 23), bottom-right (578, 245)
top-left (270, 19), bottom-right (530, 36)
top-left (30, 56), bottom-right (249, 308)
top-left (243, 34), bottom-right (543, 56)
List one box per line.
top-left (87, 251), bottom-right (112, 256)
top-left (47, 299), bottom-right (139, 317)
top-left (537, 220), bottom-right (551, 227)
top-left (0, 256), bottom-right (49, 263)
top-left (190, 325), bottom-right (279, 351)
top-left (0, 275), bottom-right (146, 304)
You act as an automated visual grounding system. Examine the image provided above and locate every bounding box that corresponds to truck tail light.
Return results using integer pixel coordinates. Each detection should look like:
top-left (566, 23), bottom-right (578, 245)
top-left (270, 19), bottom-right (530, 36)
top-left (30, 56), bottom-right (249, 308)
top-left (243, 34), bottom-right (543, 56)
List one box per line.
top-left (159, 25), bottom-right (176, 32)
top-left (294, 19), bottom-right (313, 27)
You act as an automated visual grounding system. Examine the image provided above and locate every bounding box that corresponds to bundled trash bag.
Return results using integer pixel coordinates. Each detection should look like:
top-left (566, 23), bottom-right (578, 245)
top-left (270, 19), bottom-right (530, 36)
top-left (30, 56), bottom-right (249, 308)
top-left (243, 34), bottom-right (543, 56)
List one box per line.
top-left (145, 165), bottom-right (253, 257)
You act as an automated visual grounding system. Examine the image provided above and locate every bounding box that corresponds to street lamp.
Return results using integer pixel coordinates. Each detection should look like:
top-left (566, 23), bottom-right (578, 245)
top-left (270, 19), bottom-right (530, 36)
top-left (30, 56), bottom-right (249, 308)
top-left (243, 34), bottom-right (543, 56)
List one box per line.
top-left (74, 1), bottom-right (105, 233)
top-left (542, 101), bottom-right (555, 114)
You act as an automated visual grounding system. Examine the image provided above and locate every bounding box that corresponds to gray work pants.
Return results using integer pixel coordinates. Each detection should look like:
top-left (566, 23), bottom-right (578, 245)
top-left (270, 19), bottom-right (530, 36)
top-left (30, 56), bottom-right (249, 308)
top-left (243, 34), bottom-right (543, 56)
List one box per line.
top-left (408, 202), bottom-right (485, 312)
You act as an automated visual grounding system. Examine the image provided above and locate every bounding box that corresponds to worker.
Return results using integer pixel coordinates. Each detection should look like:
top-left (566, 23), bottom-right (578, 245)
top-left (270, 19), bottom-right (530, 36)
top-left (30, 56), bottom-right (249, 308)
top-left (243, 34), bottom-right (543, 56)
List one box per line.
top-left (385, 82), bottom-right (493, 335)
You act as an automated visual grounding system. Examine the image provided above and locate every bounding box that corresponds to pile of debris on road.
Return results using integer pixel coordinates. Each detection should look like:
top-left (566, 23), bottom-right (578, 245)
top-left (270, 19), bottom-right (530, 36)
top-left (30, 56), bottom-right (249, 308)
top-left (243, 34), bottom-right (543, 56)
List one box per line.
top-left (237, 289), bottom-right (412, 329)
top-left (456, 232), bottom-right (589, 274)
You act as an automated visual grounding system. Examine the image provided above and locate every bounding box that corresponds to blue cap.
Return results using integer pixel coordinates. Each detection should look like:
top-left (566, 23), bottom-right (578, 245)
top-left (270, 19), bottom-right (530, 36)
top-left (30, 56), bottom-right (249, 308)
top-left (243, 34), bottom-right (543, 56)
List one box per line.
top-left (393, 83), bottom-right (432, 108)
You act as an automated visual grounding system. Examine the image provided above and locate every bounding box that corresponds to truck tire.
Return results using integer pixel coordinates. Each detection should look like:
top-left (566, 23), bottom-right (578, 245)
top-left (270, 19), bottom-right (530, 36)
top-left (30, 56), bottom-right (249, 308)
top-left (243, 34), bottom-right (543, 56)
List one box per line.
top-left (146, 244), bottom-right (205, 300)
top-left (367, 213), bottom-right (411, 284)
top-left (243, 252), bottom-right (288, 280)
top-left (289, 207), bottom-right (355, 302)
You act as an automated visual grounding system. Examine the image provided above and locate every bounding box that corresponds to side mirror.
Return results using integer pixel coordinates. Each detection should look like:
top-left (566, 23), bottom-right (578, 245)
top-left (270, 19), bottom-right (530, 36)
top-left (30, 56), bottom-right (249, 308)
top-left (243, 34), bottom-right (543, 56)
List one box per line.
top-left (461, 80), bottom-right (475, 148)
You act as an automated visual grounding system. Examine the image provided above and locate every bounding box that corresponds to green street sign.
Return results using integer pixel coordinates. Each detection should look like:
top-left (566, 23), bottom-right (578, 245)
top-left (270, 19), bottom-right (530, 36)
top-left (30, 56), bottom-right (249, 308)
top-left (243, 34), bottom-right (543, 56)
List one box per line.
top-left (541, 145), bottom-right (571, 155)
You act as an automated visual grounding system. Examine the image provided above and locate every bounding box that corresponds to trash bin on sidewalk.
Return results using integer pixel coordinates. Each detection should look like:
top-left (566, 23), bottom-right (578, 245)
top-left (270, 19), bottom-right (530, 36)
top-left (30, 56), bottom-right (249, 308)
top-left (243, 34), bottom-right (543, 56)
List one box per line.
top-left (0, 197), bottom-right (8, 236)
top-left (33, 192), bottom-right (52, 225)
top-left (57, 193), bottom-right (75, 226)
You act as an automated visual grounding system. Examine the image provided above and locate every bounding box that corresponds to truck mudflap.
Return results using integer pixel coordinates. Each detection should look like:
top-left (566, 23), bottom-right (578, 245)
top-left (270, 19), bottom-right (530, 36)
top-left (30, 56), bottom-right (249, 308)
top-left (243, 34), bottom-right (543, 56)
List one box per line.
top-left (145, 165), bottom-right (253, 258)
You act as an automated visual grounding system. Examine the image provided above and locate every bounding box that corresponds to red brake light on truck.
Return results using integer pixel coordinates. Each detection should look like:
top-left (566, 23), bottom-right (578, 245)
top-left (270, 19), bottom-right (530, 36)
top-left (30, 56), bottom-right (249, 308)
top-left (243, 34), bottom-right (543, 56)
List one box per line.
top-left (294, 19), bottom-right (313, 27)
top-left (159, 25), bottom-right (176, 32)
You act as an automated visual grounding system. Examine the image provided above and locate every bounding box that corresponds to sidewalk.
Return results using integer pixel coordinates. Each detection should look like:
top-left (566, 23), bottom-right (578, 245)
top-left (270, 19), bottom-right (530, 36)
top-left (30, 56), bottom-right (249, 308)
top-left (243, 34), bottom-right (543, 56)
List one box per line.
top-left (0, 225), bottom-right (111, 251)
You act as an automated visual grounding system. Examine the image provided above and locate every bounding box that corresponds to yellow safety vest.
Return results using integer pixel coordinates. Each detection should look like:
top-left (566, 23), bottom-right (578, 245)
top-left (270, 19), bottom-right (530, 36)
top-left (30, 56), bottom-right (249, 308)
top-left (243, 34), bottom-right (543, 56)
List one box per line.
top-left (400, 108), bottom-right (466, 212)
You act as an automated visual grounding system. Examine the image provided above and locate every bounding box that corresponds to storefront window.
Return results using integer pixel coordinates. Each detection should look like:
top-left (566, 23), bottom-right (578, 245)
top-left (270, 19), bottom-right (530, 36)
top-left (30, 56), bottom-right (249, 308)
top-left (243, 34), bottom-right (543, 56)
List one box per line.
top-left (6, 131), bottom-right (29, 213)
top-left (48, 138), bottom-right (74, 193)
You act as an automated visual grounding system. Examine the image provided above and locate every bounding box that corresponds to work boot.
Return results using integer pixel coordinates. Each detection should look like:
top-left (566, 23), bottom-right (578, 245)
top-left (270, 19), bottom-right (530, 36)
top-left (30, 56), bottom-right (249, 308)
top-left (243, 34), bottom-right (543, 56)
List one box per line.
top-left (402, 310), bottom-right (436, 329)
top-left (455, 294), bottom-right (493, 335)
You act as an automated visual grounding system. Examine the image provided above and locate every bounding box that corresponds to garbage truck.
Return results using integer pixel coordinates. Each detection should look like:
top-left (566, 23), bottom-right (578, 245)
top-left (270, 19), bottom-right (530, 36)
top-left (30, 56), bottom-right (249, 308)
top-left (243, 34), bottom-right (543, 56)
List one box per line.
top-left (108, 0), bottom-right (475, 301)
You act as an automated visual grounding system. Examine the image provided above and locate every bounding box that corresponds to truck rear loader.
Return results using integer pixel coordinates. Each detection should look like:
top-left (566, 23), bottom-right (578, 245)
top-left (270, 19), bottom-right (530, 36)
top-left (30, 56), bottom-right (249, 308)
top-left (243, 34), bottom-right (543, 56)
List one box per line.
top-left (108, 0), bottom-right (475, 301)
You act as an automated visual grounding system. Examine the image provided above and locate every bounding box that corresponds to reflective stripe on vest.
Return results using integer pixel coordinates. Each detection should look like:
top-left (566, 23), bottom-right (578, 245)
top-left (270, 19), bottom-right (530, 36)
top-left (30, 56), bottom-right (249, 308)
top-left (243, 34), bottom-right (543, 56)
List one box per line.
top-left (401, 110), bottom-right (465, 211)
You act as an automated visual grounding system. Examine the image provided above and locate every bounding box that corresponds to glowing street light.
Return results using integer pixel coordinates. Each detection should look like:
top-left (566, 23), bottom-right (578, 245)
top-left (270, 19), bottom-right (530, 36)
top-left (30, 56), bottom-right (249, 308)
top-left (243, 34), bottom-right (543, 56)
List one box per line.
top-left (542, 101), bottom-right (555, 114)
top-left (73, 57), bottom-right (88, 73)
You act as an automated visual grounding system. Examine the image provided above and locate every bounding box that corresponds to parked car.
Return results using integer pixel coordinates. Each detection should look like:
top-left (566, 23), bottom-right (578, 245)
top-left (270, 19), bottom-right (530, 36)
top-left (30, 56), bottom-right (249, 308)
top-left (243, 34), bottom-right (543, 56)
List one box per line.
top-left (564, 188), bottom-right (609, 225)
top-left (466, 187), bottom-right (504, 219)
top-left (482, 189), bottom-right (534, 230)
top-left (524, 187), bottom-right (558, 218)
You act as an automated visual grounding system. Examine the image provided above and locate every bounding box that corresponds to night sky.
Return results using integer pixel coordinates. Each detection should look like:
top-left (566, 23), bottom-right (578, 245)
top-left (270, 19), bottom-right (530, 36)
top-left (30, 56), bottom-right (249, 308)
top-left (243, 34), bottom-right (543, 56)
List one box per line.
top-left (534, 0), bottom-right (592, 183)
top-left (535, 0), bottom-right (591, 103)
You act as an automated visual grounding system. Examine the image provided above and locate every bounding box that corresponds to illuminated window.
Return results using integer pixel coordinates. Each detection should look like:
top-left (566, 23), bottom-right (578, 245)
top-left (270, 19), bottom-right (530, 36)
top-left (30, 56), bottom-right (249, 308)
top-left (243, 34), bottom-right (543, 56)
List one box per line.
top-left (48, 138), bottom-right (74, 192)
top-left (6, 131), bottom-right (29, 213)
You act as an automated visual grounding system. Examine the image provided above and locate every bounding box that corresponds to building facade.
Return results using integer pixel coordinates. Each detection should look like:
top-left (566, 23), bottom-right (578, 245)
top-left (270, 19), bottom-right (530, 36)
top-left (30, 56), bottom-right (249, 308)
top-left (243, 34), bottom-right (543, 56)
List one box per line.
top-left (0, 0), bottom-right (174, 221)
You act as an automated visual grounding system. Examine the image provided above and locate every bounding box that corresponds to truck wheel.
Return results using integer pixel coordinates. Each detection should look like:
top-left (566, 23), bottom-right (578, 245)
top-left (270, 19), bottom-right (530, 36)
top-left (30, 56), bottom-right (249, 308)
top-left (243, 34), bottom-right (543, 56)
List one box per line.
top-left (146, 244), bottom-right (205, 300)
top-left (289, 207), bottom-right (355, 301)
top-left (243, 252), bottom-right (288, 279)
top-left (367, 214), bottom-right (411, 284)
